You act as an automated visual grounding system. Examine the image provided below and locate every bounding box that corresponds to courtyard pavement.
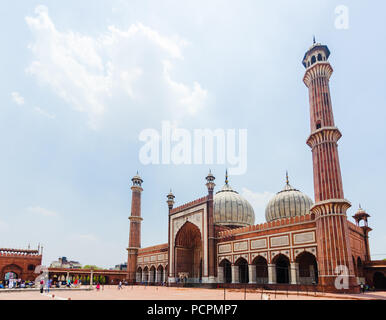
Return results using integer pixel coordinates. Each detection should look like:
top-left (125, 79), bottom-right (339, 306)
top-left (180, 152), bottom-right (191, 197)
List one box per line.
top-left (0, 285), bottom-right (385, 300)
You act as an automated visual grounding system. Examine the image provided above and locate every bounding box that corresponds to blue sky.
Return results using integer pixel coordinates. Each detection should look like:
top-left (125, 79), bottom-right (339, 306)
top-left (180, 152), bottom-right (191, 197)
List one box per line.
top-left (0, 0), bottom-right (385, 268)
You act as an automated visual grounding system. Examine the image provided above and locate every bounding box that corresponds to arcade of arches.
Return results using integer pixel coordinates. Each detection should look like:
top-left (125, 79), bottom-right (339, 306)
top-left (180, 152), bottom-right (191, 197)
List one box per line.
top-left (217, 252), bottom-right (318, 285)
top-left (136, 264), bottom-right (167, 283)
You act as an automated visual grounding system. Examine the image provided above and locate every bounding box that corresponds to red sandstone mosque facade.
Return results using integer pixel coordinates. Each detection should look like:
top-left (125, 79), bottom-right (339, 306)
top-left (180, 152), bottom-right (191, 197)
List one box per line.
top-left (126, 41), bottom-right (386, 293)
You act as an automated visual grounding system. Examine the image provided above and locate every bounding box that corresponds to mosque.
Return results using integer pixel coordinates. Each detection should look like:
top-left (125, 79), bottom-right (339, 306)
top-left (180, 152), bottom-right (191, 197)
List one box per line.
top-left (126, 41), bottom-right (386, 293)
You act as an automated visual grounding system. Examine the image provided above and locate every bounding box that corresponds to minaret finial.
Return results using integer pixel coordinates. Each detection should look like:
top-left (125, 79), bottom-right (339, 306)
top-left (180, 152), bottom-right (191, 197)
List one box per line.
top-left (286, 170), bottom-right (289, 185)
top-left (225, 169), bottom-right (228, 185)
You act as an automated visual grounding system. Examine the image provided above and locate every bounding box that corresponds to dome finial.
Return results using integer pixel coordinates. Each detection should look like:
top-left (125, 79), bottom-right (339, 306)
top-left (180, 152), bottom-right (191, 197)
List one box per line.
top-left (313, 35), bottom-right (316, 44)
top-left (225, 169), bottom-right (229, 185)
top-left (286, 170), bottom-right (289, 185)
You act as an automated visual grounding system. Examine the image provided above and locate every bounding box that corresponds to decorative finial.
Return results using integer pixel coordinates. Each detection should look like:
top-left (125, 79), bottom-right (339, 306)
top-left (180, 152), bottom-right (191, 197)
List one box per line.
top-left (225, 169), bottom-right (229, 185)
top-left (286, 170), bottom-right (289, 185)
top-left (313, 35), bottom-right (316, 44)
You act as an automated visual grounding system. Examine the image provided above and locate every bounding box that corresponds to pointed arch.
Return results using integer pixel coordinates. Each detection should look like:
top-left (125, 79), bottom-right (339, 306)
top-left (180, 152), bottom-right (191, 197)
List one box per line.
top-left (296, 251), bottom-right (318, 284)
top-left (272, 254), bottom-right (290, 284)
top-left (252, 255), bottom-right (268, 284)
top-left (235, 257), bottom-right (249, 284)
top-left (157, 265), bottom-right (164, 283)
top-left (219, 258), bottom-right (232, 283)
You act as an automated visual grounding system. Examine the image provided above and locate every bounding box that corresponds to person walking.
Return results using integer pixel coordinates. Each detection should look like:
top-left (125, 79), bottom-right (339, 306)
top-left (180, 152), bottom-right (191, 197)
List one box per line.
top-left (118, 281), bottom-right (122, 290)
top-left (40, 280), bottom-right (44, 294)
top-left (96, 282), bottom-right (100, 291)
top-left (45, 279), bottom-right (51, 293)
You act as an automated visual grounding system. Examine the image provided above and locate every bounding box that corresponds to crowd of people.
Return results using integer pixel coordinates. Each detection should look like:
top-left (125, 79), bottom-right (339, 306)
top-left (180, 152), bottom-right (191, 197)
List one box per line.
top-left (0, 279), bottom-right (35, 289)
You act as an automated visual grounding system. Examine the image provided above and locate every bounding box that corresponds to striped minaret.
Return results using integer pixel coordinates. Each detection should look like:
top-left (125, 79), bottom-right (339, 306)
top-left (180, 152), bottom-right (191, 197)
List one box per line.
top-left (127, 172), bottom-right (143, 283)
top-left (303, 41), bottom-right (357, 292)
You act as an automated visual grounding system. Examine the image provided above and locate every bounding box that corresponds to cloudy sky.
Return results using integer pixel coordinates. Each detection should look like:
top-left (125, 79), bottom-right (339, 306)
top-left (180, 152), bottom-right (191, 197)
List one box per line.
top-left (1, 0), bottom-right (385, 268)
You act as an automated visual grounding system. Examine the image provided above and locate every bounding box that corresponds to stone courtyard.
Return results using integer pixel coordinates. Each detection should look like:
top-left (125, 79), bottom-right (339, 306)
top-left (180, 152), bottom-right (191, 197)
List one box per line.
top-left (0, 285), bottom-right (385, 300)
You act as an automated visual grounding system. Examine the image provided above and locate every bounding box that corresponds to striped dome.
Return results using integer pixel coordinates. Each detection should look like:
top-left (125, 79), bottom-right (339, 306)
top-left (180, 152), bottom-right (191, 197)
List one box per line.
top-left (265, 178), bottom-right (313, 222)
top-left (214, 183), bottom-right (255, 227)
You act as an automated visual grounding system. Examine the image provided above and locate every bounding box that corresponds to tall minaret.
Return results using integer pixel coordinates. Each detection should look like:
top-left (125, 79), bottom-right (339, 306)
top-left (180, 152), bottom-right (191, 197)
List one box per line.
top-left (205, 170), bottom-right (216, 282)
top-left (127, 172), bottom-right (143, 283)
top-left (166, 189), bottom-right (175, 282)
top-left (303, 41), bottom-right (357, 291)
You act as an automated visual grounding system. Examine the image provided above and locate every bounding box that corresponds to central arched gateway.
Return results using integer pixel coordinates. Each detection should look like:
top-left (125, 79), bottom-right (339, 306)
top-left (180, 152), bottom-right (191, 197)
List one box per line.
top-left (174, 221), bottom-right (202, 283)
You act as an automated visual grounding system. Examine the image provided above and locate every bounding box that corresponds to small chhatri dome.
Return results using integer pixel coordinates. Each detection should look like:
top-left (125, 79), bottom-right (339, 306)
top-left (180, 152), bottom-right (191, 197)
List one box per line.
top-left (167, 189), bottom-right (175, 198)
top-left (353, 204), bottom-right (370, 226)
top-left (356, 204), bottom-right (367, 215)
top-left (265, 172), bottom-right (313, 222)
top-left (213, 171), bottom-right (255, 227)
top-left (131, 171), bottom-right (143, 186)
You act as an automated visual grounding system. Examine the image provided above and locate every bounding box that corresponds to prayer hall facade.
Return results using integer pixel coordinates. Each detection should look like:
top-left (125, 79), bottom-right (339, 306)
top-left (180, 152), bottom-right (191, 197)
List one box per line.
top-left (126, 41), bottom-right (386, 293)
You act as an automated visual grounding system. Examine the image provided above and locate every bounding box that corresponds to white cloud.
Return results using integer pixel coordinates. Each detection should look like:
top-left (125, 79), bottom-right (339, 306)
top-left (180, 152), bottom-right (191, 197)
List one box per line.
top-left (34, 106), bottom-right (56, 119)
top-left (10, 89), bottom-right (55, 119)
top-left (241, 188), bottom-right (275, 221)
top-left (163, 60), bottom-right (207, 116)
top-left (25, 5), bottom-right (207, 129)
top-left (11, 92), bottom-right (25, 105)
top-left (27, 206), bottom-right (59, 217)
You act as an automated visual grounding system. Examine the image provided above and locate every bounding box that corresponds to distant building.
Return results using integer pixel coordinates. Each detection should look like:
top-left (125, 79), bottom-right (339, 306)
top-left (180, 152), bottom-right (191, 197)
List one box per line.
top-left (50, 257), bottom-right (82, 269)
top-left (114, 263), bottom-right (127, 271)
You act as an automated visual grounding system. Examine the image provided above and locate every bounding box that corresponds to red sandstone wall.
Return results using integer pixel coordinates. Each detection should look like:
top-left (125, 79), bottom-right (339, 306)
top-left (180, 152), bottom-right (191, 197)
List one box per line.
top-left (0, 254), bottom-right (42, 281)
top-left (217, 214), bottom-right (316, 242)
top-left (347, 221), bottom-right (367, 261)
top-left (138, 243), bottom-right (168, 256)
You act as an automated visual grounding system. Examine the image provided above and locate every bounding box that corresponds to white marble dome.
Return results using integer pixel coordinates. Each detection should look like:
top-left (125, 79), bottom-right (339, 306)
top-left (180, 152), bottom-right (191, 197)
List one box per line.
top-left (214, 182), bottom-right (255, 227)
top-left (265, 177), bottom-right (313, 222)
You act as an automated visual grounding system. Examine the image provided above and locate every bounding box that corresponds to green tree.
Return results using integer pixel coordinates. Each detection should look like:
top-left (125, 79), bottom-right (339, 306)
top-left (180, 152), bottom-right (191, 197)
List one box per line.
top-left (83, 265), bottom-right (99, 270)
